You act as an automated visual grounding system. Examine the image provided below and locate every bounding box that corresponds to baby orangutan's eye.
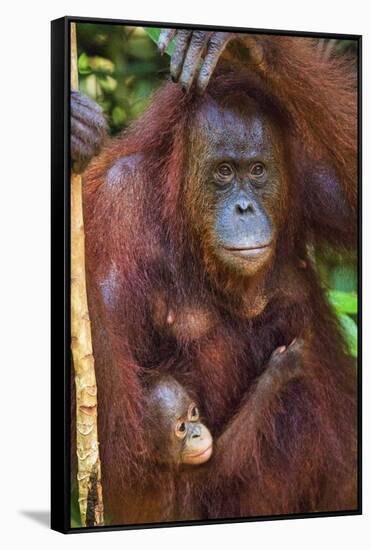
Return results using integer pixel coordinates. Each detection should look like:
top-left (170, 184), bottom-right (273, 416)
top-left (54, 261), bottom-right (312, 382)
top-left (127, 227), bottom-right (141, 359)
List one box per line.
top-left (175, 421), bottom-right (187, 439)
top-left (188, 404), bottom-right (199, 421)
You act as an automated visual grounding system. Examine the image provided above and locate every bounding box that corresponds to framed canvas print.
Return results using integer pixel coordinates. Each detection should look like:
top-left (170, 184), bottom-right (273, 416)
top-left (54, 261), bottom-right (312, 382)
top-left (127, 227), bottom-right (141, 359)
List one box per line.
top-left (51, 16), bottom-right (362, 533)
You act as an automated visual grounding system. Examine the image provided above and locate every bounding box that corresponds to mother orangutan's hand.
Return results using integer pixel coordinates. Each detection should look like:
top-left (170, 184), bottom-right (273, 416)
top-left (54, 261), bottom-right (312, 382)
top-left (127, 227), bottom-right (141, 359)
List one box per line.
top-left (158, 29), bottom-right (234, 93)
top-left (158, 29), bottom-right (264, 94)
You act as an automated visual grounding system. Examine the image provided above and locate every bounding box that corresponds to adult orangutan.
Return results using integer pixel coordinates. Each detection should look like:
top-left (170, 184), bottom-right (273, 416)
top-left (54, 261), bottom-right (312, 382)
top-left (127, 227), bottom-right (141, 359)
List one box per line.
top-left (71, 31), bottom-right (358, 524)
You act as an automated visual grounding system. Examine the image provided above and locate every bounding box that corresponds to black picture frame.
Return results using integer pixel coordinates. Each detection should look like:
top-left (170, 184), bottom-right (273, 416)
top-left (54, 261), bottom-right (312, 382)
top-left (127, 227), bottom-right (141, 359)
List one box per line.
top-left (51, 16), bottom-right (362, 534)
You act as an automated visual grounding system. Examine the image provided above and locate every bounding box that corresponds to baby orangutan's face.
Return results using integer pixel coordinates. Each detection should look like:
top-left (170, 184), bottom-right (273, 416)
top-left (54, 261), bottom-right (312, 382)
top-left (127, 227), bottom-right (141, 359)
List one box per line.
top-left (147, 377), bottom-right (213, 466)
top-left (174, 401), bottom-right (213, 465)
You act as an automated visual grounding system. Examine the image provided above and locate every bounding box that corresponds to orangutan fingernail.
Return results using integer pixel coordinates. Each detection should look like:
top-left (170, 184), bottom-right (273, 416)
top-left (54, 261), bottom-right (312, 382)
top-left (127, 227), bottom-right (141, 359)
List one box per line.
top-left (273, 345), bottom-right (286, 356)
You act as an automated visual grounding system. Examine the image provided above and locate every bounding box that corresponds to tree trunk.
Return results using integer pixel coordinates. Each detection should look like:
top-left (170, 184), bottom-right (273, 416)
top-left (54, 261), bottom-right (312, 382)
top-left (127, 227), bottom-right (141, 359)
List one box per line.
top-left (70, 22), bottom-right (104, 528)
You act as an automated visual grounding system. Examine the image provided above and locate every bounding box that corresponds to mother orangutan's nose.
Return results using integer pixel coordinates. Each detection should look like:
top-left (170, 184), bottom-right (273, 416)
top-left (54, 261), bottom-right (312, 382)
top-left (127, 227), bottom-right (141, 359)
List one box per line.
top-left (235, 199), bottom-right (255, 215)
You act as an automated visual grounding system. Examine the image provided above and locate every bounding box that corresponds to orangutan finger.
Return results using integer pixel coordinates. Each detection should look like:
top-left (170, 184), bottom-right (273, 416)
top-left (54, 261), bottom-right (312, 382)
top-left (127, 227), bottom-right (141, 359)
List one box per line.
top-left (170, 30), bottom-right (192, 83)
top-left (158, 28), bottom-right (176, 55)
top-left (288, 337), bottom-right (304, 353)
top-left (178, 31), bottom-right (211, 92)
top-left (197, 32), bottom-right (232, 94)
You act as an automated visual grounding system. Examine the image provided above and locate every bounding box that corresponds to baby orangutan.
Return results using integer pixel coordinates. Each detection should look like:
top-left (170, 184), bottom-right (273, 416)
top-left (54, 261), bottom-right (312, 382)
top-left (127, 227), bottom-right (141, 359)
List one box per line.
top-left (115, 345), bottom-right (309, 525)
top-left (146, 376), bottom-right (213, 467)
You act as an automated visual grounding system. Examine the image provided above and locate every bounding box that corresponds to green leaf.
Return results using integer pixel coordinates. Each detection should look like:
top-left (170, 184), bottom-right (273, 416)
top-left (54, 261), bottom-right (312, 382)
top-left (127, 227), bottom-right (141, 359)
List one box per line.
top-left (78, 52), bottom-right (92, 75)
top-left (70, 489), bottom-right (82, 528)
top-left (328, 290), bottom-right (358, 315)
top-left (112, 106), bottom-right (127, 126)
top-left (127, 36), bottom-right (157, 59)
top-left (89, 56), bottom-right (115, 74)
top-left (338, 313), bottom-right (358, 358)
top-left (330, 265), bottom-right (357, 292)
top-left (145, 27), bottom-right (161, 44)
top-left (144, 27), bottom-right (175, 56)
top-left (97, 75), bottom-right (117, 93)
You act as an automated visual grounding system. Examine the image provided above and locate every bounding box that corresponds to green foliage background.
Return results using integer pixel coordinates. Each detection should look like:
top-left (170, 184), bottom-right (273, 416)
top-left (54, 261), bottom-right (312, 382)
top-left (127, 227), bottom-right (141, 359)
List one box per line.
top-left (77, 24), bottom-right (169, 133)
top-left (72, 24), bottom-right (358, 527)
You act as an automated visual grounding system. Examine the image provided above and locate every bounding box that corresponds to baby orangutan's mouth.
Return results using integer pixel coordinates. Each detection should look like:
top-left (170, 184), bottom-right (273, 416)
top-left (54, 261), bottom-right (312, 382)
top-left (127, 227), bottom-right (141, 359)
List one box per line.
top-left (183, 445), bottom-right (213, 465)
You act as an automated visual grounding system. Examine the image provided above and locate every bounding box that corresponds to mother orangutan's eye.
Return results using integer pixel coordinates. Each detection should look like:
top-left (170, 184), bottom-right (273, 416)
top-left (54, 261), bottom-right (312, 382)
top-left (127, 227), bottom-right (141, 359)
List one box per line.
top-left (215, 163), bottom-right (234, 182)
top-left (250, 162), bottom-right (265, 177)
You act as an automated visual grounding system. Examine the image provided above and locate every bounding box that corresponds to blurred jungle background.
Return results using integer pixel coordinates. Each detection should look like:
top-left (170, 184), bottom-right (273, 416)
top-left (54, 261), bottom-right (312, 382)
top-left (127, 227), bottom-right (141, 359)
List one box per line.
top-left (71, 23), bottom-right (358, 527)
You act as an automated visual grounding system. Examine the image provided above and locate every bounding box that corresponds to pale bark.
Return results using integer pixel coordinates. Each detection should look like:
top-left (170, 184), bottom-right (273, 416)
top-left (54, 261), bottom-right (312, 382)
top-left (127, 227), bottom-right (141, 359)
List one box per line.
top-left (70, 22), bottom-right (104, 528)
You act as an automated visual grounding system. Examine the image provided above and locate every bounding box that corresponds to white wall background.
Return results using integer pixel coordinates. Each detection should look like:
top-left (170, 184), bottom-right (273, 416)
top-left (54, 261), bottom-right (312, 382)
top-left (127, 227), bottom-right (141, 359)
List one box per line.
top-left (1, 0), bottom-right (369, 548)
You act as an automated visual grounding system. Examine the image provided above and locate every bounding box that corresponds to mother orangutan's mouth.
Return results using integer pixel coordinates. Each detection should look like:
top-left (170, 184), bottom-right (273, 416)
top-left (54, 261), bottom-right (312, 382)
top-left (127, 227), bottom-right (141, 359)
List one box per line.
top-left (222, 244), bottom-right (272, 257)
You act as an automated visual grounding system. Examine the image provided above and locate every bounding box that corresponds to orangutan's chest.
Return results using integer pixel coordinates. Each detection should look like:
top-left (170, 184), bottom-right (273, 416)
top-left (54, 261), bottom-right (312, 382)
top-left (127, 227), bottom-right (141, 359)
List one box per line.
top-left (151, 291), bottom-right (216, 343)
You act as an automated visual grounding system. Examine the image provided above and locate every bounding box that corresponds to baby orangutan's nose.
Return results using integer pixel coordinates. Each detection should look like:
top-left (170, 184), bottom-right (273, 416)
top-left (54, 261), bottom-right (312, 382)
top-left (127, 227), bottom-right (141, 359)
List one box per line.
top-left (191, 425), bottom-right (201, 438)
